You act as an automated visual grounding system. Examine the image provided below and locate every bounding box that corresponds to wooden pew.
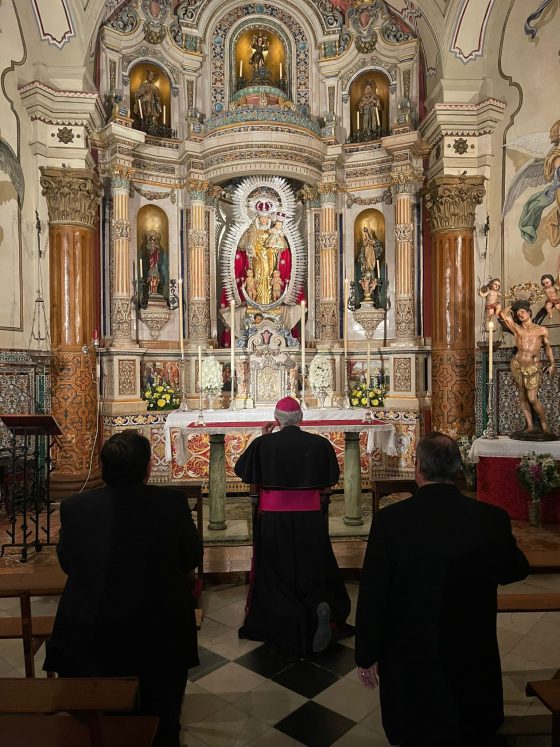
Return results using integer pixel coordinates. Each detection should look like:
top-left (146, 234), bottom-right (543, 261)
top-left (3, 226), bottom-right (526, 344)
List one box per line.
top-left (526, 679), bottom-right (560, 747)
top-left (0, 677), bottom-right (139, 713)
top-left (497, 593), bottom-right (560, 613)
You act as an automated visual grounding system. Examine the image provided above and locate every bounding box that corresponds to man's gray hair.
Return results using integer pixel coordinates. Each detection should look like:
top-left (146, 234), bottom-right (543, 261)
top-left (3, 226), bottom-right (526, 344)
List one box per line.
top-left (275, 407), bottom-right (303, 428)
top-left (416, 431), bottom-right (462, 483)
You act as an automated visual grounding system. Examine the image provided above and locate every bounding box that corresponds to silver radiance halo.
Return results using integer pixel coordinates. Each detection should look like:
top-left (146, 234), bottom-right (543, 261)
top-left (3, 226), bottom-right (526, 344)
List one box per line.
top-left (220, 176), bottom-right (305, 311)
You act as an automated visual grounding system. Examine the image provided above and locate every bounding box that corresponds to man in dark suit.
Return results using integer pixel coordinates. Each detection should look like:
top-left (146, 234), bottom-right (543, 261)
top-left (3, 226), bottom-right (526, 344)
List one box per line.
top-left (235, 396), bottom-right (351, 659)
top-left (355, 431), bottom-right (529, 747)
top-left (44, 430), bottom-right (202, 747)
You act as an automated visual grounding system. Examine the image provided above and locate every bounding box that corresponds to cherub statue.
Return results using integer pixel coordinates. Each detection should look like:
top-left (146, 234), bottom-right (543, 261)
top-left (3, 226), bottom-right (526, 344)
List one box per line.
top-left (243, 268), bottom-right (257, 301)
top-left (359, 271), bottom-right (378, 302)
top-left (271, 269), bottom-right (284, 301)
top-left (541, 273), bottom-right (560, 319)
top-left (478, 278), bottom-right (502, 319)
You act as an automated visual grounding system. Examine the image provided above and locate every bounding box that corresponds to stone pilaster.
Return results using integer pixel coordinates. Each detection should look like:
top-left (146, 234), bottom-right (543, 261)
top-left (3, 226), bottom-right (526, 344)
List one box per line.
top-left (187, 179), bottom-right (210, 343)
top-left (110, 171), bottom-right (133, 346)
top-left (318, 182), bottom-right (339, 341)
top-left (423, 175), bottom-right (485, 437)
top-left (40, 166), bottom-right (103, 498)
top-left (391, 172), bottom-right (418, 342)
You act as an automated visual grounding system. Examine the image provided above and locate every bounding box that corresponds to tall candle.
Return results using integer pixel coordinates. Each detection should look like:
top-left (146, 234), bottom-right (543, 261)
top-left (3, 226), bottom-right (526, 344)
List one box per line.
top-left (178, 278), bottom-right (184, 360)
top-left (366, 343), bottom-right (371, 389)
top-left (279, 62), bottom-right (283, 79)
top-left (230, 301), bottom-right (235, 396)
top-left (163, 105), bottom-right (166, 125)
top-left (488, 320), bottom-right (493, 380)
top-left (357, 110), bottom-right (360, 130)
top-left (301, 301), bottom-right (306, 381)
top-left (139, 258), bottom-right (143, 277)
top-left (198, 345), bottom-right (202, 390)
top-left (239, 60), bottom-right (243, 78)
top-left (343, 278), bottom-right (349, 360)
top-left (138, 99), bottom-right (143, 119)
top-left (376, 259), bottom-right (380, 278)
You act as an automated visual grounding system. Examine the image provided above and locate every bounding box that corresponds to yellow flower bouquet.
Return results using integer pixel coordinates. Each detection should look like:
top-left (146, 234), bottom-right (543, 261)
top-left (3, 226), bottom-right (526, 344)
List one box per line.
top-left (349, 381), bottom-right (386, 408)
top-left (143, 382), bottom-right (180, 411)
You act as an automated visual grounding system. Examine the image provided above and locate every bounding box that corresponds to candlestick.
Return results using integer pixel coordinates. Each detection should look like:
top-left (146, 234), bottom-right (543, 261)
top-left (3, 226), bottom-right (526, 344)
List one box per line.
top-left (343, 278), bottom-right (349, 360)
top-left (488, 319), bottom-right (494, 380)
top-left (301, 301), bottom-right (306, 405)
top-left (163, 105), bottom-right (166, 125)
top-left (230, 301), bottom-right (235, 406)
top-left (178, 278), bottom-right (184, 360)
top-left (138, 99), bottom-right (143, 119)
top-left (279, 62), bottom-right (283, 79)
top-left (139, 258), bottom-right (143, 278)
top-left (376, 259), bottom-right (380, 279)
top-left (366, 343), bottom-right (371, 389)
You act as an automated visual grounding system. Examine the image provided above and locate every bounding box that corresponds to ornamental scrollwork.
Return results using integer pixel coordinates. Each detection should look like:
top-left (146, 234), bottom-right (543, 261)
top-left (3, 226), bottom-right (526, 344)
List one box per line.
top-left (105, 1), bottom-right (139, 33)
top-left (394, 223), bottom-right (414, 243)
top-left (111, 219), bottom-right (131, 241)
top-left (188, 228), bottom-right (207, 249)
top-left (319, 232), bottom-right (338, 251)
top-left (131, 183), bottom-right (177, 203)
top-left (345, 187), bottom-right (392, 208)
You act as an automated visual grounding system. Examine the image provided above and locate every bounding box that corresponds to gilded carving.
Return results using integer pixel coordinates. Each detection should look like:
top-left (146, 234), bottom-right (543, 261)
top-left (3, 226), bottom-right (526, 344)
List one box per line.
top-left (346, 188), bottom-right (392, 208)
top-left (187, 179), bottom-right (209, 200)
top-left (188, 228), bottom-right (207, 248)
top-left (318, 182), bottom-right (338, 204)
top-left (423, 176), bottom-right (485, 233)
top-left (395, 298), bottom-right (415, 337)
top-left (394, 223), bottom-right (414, 242)
top-left (139, 307), bottom-right (172, 340)
top-left (40, 167), bottom-right (103, 230)
top-left (189, 300), bottom-right (210, 341)
top-left (319, 301), bottom-right (338, 340)
top-left (111, 298), bottom-right (132, 340)
top-left (394, 358), bottom-right (412, 391)
top-left (118, 359), bottom-right (137, 397)
top-left (319, 232), bottom-right (338, 251)
top-left (432, 350), bottom-right (475, 438)
top-left (111, 218), bottom-right (131, 240)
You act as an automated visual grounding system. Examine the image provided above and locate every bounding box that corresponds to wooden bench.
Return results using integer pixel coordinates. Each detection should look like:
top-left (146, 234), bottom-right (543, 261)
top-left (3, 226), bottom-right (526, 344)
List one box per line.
top-left (525, 550), bottom-right (560, 574)
top-left (0, 614), bottom-right (54, 663)
top-left (497, 593), bottom-right (560, 613)
top-left (0, 677), bottom-right (140, 713)
top-left (526, 679), bottom-right (560, 746)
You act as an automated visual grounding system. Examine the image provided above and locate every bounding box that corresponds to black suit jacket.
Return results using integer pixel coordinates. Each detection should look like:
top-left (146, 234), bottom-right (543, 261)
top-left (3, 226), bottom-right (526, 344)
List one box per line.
top-left (355, 483), bottom-right (529, 745)
top-left (45, 484), bottom-right (202, 676)
top-left (234, 425), bottom-right (340, 488)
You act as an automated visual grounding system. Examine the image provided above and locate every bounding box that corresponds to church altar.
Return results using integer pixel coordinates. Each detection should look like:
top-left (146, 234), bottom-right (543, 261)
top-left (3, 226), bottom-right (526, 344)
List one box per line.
top-left (164, 408), bottom-right (396, 531)
top-left (469, 437), bottom-right (560, 523)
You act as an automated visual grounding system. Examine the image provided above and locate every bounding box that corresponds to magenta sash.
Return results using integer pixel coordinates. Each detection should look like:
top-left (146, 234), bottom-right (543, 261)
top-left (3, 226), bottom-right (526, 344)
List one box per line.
top-left (259, 489), bottom-right (321, 512)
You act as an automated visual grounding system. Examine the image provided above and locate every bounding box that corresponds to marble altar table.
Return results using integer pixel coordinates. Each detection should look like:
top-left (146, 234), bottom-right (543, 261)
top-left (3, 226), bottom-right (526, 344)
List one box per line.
top-left (164, 408), bottom-right (396, 531)
top-left (469, 437), bottom-right (560, 522)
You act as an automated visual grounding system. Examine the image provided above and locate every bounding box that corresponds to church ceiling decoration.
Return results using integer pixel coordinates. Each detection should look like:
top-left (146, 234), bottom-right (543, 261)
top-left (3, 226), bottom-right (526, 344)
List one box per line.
top-left (31, 0), bottom-right (75, 48)
top-left (450, 0), bottom-right (495, 63)
top-left (524, 0), bottom-right (555, 39)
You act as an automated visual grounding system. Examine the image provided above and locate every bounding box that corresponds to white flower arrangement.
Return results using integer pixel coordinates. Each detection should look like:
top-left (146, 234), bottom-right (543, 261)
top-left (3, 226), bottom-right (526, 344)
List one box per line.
top-left (201, 355), bottom-right (223, 392)
top-left (308, 355), bottom-right (333, 392)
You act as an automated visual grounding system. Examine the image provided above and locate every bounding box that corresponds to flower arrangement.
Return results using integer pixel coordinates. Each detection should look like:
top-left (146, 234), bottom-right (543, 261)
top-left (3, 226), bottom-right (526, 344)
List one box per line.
top-left (143, 382), bottom-right (180, 411)
top-left (201, 356), bottom-right (223, 393)
top-left (517, 452), bottom-right (560, 501)
top-left (308, 355), bottom-right (333, 391)
top-left (349, 380), bottom-right (386, 408)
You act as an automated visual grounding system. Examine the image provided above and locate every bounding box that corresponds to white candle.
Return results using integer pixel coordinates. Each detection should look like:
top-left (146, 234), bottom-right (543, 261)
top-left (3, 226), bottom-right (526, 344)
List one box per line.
top-left (198, 345), bottom-right (202, 390)
top-left (279, 62), bottom-right (283, 79)
top-left (163, 105), bottom-right (166, 125)
top-left (357, 110), bottom-right (360, 130)
top-left (488, 320), bottom-right (493, 380)
top-left (139, 258), bottom-right (143, 277)
top-left (376, 259), bottom-right (381, 278)
top-left (230, 301), bottom-right (235, 396)
top-left (367, 343), bottom-right (371, 389)
top-left (301, 301), bottom-right (306, 381)
top-left (343, 278), bottom-right (349, 360)
top-left (138, 98), bottom-right (143, 119)
top-left (178, 278), bottom-right (184, 360)
top-left (239, 60), bottom-right (243, 77)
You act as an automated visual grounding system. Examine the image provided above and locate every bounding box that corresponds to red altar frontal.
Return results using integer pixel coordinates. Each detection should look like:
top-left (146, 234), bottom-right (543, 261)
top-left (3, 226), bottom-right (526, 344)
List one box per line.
top-left (470, 437), bottom-right (560, 523)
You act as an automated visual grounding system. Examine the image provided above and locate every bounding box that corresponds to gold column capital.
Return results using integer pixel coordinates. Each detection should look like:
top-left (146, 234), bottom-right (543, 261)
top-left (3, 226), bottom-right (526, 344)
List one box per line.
top-left (423, 175), bottom-right (485, 233)
top-left (40, 166), bottom-right (102, 230)
top-left (391, 169), bottom-right (422, 194)
top-left (318, 181), bottom-right (339, 204)
top-left (187, 178), bottom-right (210, 200)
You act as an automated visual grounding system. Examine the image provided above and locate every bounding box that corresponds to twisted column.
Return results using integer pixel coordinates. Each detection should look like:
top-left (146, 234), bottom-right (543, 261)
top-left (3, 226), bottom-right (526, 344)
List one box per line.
top-left (110, 172), bottom-right (133, 346)
top-left (40, 166), bottom-right (103, 498)
top-left (317, 182), bottom-right (339, 341)
top-left (187, 179), bottom-right (210, 342)
top-left (423, 176), bottom-right (485, 437)
top-left (392, 172), bottom-right (417, 341)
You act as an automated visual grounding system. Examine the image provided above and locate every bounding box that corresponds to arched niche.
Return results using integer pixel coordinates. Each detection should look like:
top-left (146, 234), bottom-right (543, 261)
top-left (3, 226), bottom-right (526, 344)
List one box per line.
top-left (349, 70), bottom-right (390, 142)
top-left (233, 26), bottom-right (287, 92)
top-left (354, 209), bottom-right (386, 306)
top-left (129, 61), bottom-right (171, 130)
top-left (137, 205), bottom-right (169, 303)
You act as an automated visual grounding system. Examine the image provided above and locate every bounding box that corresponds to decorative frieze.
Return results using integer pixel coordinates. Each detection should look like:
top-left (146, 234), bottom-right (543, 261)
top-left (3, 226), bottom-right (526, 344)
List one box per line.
top-left (318, 301), bottom-right (338, 341)
top-left (394, 223), bottom-right (414, 242)
top-left (189, 300), bottom-right (210, 341)
top-left (319, 232), bottom-right (338, 251)
top-left (40, 167), bottom-right (102, 230)
top-left (395, 298), bottom-right (415, 337)
top-left (111, 298), bottom-right (132, 340)
top-left (393, 358), bottom-right (412, 392)
top-left (111, 218), bottom-right (131, 240)
top-left (188, 228), bottom-right (208, 249)
top-left (118, 359), bottom-right (137, 397)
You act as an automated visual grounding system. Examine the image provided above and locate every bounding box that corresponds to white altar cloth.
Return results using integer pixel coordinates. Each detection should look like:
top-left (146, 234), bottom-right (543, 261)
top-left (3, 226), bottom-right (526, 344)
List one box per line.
top-left (164, 407), bottom-right (396, 465)
top-left (469, 436), bottom-right (560, 463)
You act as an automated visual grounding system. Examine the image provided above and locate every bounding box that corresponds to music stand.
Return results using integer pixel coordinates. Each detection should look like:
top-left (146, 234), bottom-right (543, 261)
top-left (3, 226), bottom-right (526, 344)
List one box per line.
top-left (0, 414), bottom-right (62, 562)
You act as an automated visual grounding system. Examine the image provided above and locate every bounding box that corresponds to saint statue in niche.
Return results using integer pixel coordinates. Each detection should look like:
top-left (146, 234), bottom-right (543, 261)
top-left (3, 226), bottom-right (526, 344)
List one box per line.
top-left (134, 70), bottom-right (162, 125)
top-left (249, 34), bottom-right (269, 73)
top-left (358, 80), bottom-right (382, 139)
top-left (139, 229), bottom-right (168, 300)
top-left (359, 226), bottom-right (383, 277)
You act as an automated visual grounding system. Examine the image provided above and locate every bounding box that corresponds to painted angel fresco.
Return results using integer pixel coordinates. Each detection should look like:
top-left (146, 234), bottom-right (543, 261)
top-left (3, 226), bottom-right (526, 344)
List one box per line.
top-left (502, 119), bottom-right (560, 263)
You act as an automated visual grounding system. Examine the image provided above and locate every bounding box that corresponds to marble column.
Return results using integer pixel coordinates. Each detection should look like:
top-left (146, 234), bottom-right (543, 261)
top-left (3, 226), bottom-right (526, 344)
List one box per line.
top-left (343, 432), bottom-right (363, 526)
top-left (317, 182), bottom-right (339, 341)
top-left (110, 171), bottom-right (133, 346)
top-left (40, 166), bottom-right (103, 498)
top-left (187, 179), bottom-right (210, 343)
top-left (208, 434), bottom-right (226, 531)
top-left (392, 172), bottom-right (417, 341)
top-left (423, 176), bottom-right (485, 437)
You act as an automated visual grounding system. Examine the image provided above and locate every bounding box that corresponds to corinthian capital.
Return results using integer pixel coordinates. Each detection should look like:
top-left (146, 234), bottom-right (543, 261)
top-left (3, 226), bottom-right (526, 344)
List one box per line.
top-left (318, 182), bottom-right (338, 204)
top-left (40, 167), bottom-right (103, 230)
top-left (391, 170), bottom-right (422, 194)
top-left (423, 175), bottom-right (485, 233)
top-left (187, 179), bottom-right (210, 201)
